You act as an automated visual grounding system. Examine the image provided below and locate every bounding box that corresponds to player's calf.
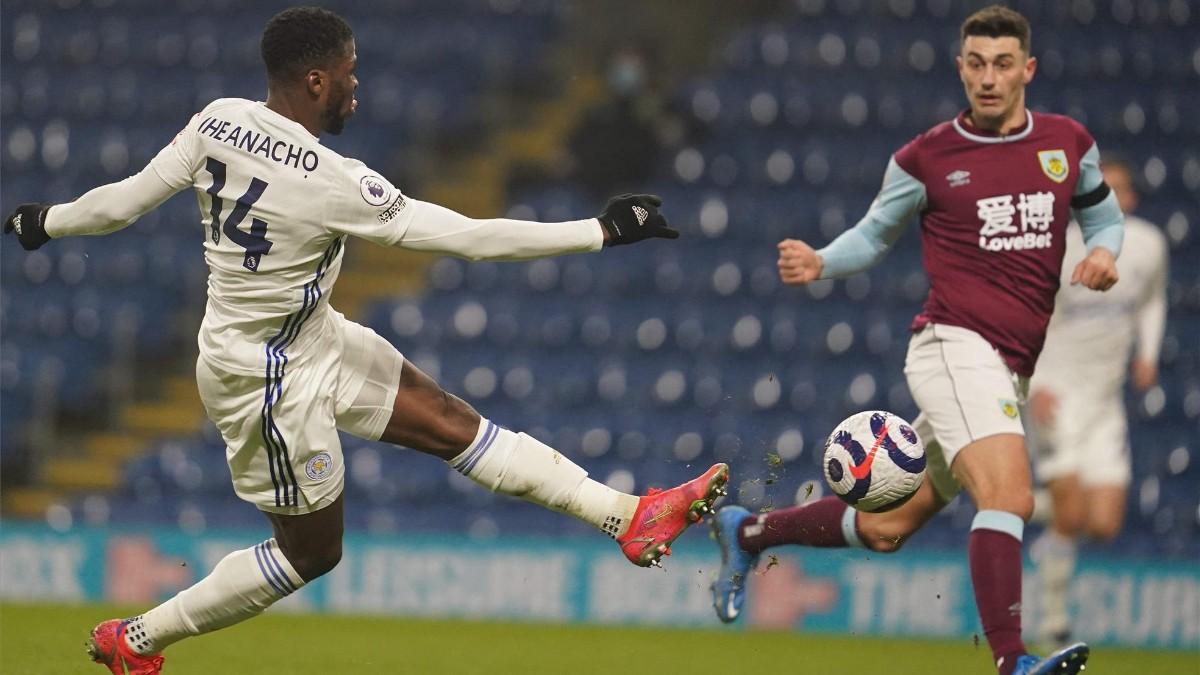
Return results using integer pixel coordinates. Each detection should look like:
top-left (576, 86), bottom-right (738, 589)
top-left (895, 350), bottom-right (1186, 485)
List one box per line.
top-left (854, 478), bottom-right (946, 553)
top-left (265, 493), bottom-right (346, 582)
top-left (380, 362), bottom-right (486, 459)
top-left (278, 540), bottom-right (342, 582)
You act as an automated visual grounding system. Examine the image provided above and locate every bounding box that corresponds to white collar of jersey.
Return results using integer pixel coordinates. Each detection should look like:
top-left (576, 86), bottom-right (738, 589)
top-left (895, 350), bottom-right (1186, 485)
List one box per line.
top-left (952, 108), bottom-right (1034, 144)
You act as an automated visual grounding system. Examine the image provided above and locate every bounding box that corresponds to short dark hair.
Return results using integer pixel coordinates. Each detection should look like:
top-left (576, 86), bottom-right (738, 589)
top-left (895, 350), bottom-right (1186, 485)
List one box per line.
top-left (261, 7), bottom-right (354, 82)
top-left (961, 5), bottom-right (1031, 55)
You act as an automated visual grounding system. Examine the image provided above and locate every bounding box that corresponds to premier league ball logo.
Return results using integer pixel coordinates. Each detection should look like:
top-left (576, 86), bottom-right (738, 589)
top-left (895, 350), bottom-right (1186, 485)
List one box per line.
top-left (823, 411), bottom-right (926, 513)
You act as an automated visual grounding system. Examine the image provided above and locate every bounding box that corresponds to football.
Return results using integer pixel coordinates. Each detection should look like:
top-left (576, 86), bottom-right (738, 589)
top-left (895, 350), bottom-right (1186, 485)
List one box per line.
top-left (823, 410), bottom-right (926, 513)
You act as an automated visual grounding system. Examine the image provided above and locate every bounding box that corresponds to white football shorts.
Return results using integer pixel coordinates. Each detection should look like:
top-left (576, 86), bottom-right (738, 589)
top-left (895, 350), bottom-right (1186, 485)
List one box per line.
top-left (196, 309), bottom-right (404, 514)
top-left (1028, 392), bottom-right (1130, 487)
top-left (903, 323), bottom-right (1029, 500)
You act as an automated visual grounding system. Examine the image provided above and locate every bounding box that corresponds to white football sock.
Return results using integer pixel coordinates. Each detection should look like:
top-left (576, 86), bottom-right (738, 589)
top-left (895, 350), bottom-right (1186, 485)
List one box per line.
top-left (1031, 529), bottom-right (1077, 641)
top-left (449, 418), bottom-right (639, 537)
top-left (123, 539), bottom-right (304, 655)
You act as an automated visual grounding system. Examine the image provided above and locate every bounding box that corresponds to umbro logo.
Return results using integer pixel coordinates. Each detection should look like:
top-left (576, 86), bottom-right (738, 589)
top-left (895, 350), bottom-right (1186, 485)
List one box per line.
top-left (946, 170), bottom-right (971, 187)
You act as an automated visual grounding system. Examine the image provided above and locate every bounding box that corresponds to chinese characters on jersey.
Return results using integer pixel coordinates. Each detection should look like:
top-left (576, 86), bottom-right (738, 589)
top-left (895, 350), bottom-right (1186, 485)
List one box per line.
top-left (976, 191), bottom-right (1056, 251)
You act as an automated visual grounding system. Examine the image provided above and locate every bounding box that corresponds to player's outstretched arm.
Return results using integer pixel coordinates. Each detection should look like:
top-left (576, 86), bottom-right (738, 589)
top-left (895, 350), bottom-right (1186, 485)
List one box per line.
top-left (3, 167), bottom-right (184, 251)
top-left (778, 156), bottom-right (924, 285)
top-left (392, 194), bottom-right (677, 262)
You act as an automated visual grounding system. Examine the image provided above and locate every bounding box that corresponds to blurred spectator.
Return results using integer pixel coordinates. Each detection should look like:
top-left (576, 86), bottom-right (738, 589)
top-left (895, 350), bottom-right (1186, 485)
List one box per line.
top-left (565, 45), bottom-right (668, 199)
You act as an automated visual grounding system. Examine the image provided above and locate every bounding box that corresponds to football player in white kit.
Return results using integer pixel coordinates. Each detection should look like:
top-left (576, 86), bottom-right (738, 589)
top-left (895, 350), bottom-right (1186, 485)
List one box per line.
top-left (3, 8), bottom-right (729, 673)
top-left (1027, 156), bottom-right (1168, 646)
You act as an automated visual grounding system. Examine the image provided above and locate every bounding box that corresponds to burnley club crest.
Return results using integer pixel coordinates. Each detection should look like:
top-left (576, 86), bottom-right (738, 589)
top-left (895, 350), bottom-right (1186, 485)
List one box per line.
top-left (1037, 149), bottom-right (1069, 183)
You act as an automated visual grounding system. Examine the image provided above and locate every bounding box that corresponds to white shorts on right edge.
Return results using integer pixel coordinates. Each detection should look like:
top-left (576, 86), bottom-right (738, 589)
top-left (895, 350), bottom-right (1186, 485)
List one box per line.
top-left (904, 324), bottom-right (1029, 501)
top-left (1028, 392), bottom-right (1131, 487)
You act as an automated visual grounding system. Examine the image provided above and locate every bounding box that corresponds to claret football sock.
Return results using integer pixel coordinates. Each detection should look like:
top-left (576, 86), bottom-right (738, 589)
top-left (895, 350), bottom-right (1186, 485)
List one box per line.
top-left (969, 510), bottom-right (1027, 675)
top-left (124, 539), bottom-right (304, 655)
top-left (449, 418), bottom-right (639, 537)
top-left (737, 496), bottom-right (864, 555)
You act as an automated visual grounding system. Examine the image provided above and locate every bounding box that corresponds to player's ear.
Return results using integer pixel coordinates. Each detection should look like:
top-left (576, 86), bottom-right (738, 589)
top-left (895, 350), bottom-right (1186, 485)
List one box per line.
top-left (305, 69), bottom-right (326, 99)
top-left (1023, 55), bottom-right (1037, 84)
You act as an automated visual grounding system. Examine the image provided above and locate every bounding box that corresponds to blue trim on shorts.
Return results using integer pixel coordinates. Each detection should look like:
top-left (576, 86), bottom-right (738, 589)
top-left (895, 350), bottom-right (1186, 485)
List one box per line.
top-left (261, 238), bottom-right (344, 507)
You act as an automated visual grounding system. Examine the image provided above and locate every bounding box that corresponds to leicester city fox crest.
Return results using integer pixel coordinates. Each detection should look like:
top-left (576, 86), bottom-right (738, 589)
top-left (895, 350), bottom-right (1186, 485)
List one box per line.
top-left (305, 452), bottom-right (334, 481)
top-left (1037, 149), bottom-right (1069, 183)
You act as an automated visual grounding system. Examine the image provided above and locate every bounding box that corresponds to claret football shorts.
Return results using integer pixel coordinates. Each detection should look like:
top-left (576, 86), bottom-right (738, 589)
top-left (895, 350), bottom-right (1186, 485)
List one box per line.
top-left (196, 310), bottom-right (404, 514)
top-left (903, 323), bottom-right (1029, 501)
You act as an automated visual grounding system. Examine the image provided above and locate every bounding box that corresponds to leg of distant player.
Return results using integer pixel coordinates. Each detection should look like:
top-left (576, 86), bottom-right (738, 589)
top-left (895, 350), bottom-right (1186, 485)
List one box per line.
top-left (951, 434), bottom-right (1034, 675)
top-left (1032, 475), bottom-right (1085, 645)
top-left (1033, 477), bottom-right (1125, 645)
top-left (1084, 484), bottom-right (1125, 541)
top-left (380, 360), bottom-right (727, 566)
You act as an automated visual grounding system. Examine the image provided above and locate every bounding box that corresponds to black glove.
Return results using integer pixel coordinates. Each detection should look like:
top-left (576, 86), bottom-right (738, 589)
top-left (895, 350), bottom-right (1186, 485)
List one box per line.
top-left (596, 194), bottom-right (679, 247)
top-left (4, 203), bottom-right (53, 251)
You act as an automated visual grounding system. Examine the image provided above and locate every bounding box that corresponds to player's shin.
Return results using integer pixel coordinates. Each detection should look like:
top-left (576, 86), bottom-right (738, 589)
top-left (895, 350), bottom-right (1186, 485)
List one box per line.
top-left (122, 539), bottom-right (304, 655)
top-left (448, 418), bottom-right (639, 537)
top-left (738, 497), bottom-right (865, 555)
top-left (968, 510), bottom-right (1028, 675)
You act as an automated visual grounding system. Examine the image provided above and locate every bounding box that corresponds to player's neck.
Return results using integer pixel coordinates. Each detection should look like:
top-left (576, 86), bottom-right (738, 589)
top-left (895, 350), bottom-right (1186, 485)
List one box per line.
top-left (965, 105), bottom-right (1028, 136)
top-left (265, 89), bottom-right (322, 138)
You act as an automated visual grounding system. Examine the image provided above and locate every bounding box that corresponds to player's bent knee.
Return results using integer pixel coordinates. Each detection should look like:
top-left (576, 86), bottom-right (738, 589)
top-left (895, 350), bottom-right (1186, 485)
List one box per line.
top-left (1052, 510), bottom-right (1087, 537)
top-left (977, 490), bottom-right (1034, 522)
top-left (1011, 492), bottom-right (1035, 523)
top-left (1087, 518), bottom-right (1122, 543)
top-left (857, 519), bottom-right (914, 554)
top-left (864, 535), bottom-right (907, 554)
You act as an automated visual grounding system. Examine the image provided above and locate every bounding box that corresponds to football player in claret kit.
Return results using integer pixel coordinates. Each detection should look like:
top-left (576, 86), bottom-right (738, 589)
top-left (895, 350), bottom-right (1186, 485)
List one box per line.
top-left (709, 6), bottom-right (1122, 674)
top-left (4, 7), bottom-right (728, 674)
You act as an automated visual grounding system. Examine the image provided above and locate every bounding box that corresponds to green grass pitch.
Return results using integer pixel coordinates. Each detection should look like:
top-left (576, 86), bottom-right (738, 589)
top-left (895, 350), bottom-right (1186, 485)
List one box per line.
top-left (1, 603), bottom-right (1194, 674)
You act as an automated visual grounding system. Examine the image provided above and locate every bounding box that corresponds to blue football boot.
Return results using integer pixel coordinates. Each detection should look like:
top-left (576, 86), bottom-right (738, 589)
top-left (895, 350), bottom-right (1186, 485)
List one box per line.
top-left (1012, 642), bottom-right (1090, 674)
top-left (709, 505), bottom-right (759, 623)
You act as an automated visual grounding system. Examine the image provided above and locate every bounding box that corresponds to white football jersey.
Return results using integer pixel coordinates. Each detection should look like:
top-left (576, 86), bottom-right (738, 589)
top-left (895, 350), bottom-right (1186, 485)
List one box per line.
top-left (149, 98), bottom-right (416, 375)
top-left (1033, 216), bottom-right (1168, 395)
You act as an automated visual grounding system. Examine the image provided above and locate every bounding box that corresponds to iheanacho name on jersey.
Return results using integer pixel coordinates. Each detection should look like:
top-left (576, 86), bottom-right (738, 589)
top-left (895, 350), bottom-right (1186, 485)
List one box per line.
top-left (197, 115), bottom-right (320, 172)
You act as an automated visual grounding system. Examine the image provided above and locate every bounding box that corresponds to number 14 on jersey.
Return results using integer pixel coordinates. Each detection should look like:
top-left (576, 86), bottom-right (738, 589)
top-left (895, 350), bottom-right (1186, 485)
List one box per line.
top-left (204, 157), bottom-right (274, 272)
